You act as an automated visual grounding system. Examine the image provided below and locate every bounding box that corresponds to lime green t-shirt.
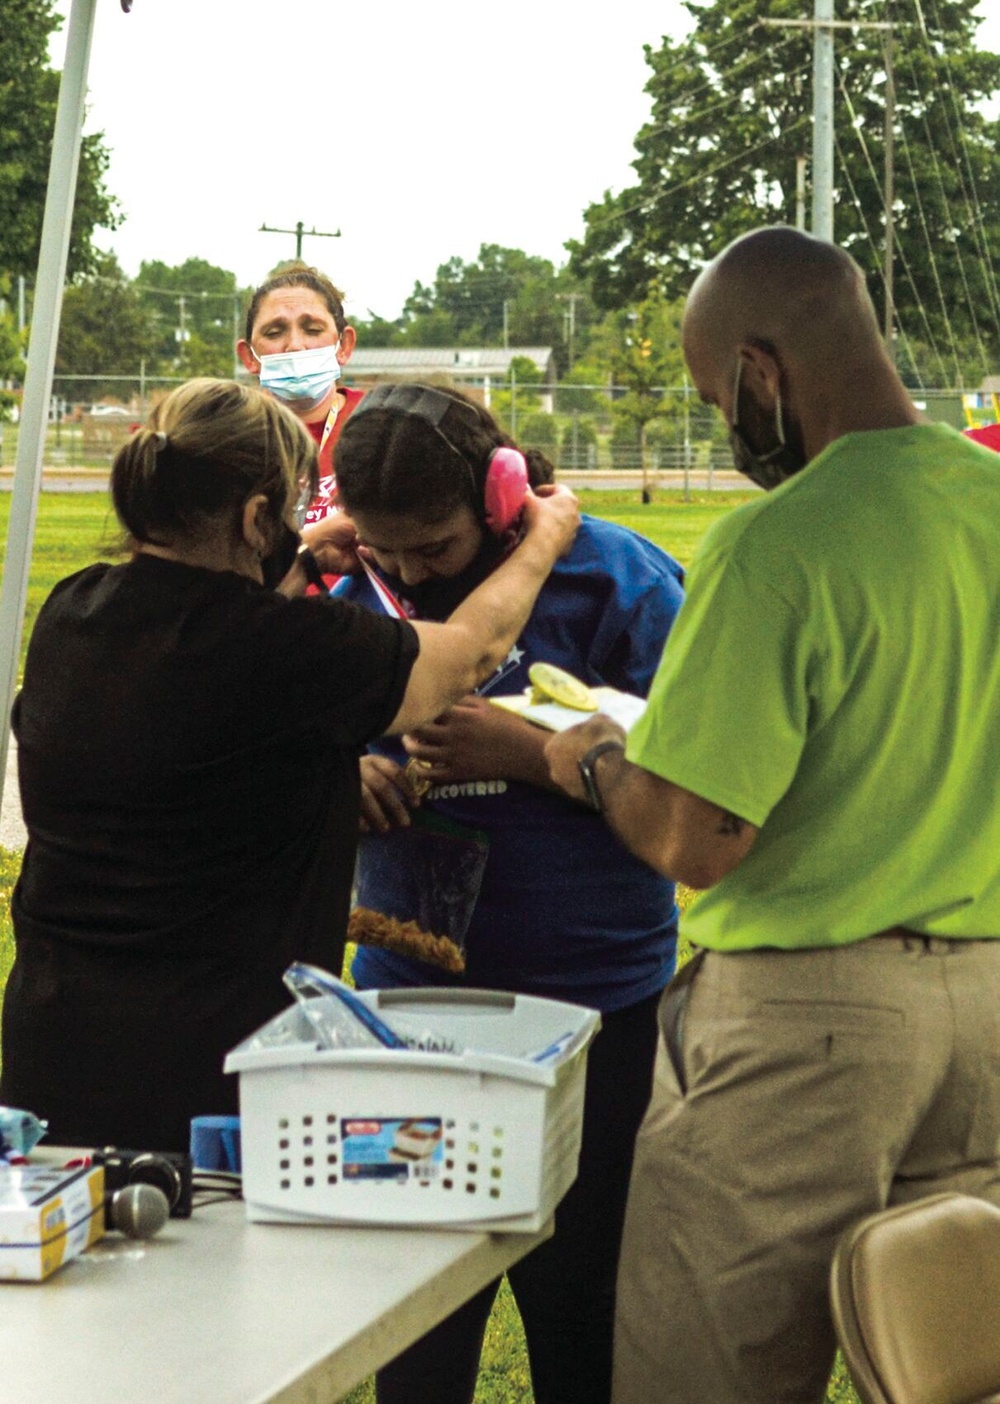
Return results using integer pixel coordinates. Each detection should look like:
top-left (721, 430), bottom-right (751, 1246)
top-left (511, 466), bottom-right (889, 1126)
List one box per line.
top-left (627, 424), bottom-right (1000, 950)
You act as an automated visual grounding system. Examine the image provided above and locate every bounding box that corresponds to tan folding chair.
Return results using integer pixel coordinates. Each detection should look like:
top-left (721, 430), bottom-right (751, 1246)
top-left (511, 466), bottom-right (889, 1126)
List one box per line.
top-left (830, 1192), bottom-right (1000, 1404)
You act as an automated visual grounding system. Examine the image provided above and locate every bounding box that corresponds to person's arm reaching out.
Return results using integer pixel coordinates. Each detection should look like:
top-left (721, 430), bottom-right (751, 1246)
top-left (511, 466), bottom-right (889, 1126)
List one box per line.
top-left (544, 715), bottom-right (758, 889)
top-left (274, 512), bottom-right (364, 598)
top-left (386, 486), bottom-right (580, 736)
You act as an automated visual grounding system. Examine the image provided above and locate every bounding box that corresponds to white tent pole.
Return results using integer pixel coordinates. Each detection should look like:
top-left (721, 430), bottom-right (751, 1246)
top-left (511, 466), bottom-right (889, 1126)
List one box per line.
top-left (0, 0), bottom-right (99, 810)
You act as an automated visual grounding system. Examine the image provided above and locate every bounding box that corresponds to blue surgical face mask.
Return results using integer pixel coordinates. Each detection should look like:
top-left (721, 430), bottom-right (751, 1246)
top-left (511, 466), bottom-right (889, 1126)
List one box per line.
top-left (255, 342), bottom-right (341, 410)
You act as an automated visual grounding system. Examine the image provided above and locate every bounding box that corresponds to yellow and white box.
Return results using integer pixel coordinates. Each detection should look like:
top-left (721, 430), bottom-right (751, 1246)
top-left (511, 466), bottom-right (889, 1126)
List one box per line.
top-left (0, 1163), bottom-right (105, 1281)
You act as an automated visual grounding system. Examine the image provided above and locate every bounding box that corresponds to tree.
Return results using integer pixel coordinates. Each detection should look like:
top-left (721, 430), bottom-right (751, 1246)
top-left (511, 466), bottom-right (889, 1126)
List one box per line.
top-left (372, 246), bottom-right (597, 371)
top-left (585, 288), bottom-right (689, 487)
top-left (394, 303), bottom-right (462, 348)
top-left (352, 311), bottom-right (402, 348)
top-left (136, 259), bottom-right (241, 378)
top-left (584, 289), bottom-right (686, 418)
top-left (56, 253), bottom-right (158, 399)
top-left (518, 411), bottom-right (559, 459)
top-left (350, 246), bottom-right (599, 371)
top-left (0, 0), bottom-right (121, 280)
top-left (554, 362), bottom-right (609, 417)
top-left (432, 246), bottom-right (558, 345)
top-left (0, 277), bottom-right (26, 387)
top-left (560, 415), bottom-right (598, 471)
top-left (490, 354), bottom-right (544, 436)
top-left (569, 0), bottom-right (1000, 382)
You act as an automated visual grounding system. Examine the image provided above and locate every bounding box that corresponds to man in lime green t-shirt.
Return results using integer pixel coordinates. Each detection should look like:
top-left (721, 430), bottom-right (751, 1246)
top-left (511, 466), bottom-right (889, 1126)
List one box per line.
top-left (546, 226), bottom-right (1000, 1404)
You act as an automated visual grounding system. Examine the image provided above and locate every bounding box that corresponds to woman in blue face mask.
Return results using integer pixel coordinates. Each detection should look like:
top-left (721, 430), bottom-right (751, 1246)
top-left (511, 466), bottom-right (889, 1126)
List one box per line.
top-left (237, 263), bottom-right (362, 528)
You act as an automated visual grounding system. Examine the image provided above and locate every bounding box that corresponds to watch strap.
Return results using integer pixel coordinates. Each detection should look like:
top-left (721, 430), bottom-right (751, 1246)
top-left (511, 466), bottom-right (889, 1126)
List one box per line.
top-left (577, 738), bottom-right (625, 812)
top-left (297, 544), bottom-right (326, 592)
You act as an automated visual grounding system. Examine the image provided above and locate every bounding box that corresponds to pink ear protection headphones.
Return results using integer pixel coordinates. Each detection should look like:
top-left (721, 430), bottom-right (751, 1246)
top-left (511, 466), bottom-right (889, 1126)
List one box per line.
top-left (347, 383), bottom-right (529, 534)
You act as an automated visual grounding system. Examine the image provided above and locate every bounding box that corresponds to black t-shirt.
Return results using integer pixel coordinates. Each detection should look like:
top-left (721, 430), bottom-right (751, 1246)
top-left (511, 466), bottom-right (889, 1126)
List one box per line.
top-left (0, 555), bottom-right (418, 1151)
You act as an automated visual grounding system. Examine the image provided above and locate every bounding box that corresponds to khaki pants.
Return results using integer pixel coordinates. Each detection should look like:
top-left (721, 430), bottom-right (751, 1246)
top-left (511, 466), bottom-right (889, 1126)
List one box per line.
top-left (612, 936), bottom-right (1000, 1404)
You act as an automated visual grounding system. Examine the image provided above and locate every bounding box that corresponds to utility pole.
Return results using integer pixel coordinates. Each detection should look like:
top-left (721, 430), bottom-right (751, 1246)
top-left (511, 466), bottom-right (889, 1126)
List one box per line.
top-left (259, 221), bottom-right (341, 262)
top-left (761, 3), bottom-right (836, 238)
top-left (136, 279), bottom-right (244, 375)
top-left (502, 299), bottom-right (510, 351)
top-left (795, 155), bottom-right (808, 231)
top-left (761, 9), bottom-right (897, 349)
top-left (559, 293), bottom-right (579, 369)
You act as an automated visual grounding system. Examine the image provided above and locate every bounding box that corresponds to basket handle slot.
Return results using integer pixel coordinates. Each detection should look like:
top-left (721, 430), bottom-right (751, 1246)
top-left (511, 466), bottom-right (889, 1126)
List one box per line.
top-left (374, 988), bottom-right (517, 1011)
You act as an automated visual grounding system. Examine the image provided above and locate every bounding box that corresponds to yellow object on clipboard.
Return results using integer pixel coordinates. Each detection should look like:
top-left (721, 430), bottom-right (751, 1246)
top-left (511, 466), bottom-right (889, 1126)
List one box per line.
top-left (490, 663), bottom-right (647, 734)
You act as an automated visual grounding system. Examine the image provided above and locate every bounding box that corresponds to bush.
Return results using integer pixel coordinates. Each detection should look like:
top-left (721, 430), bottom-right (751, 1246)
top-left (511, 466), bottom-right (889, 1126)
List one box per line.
top-left (518, 413), bottom-right (558, 455)
top-left (610, 417), bottom-right (642, 470)
top-left (559, 416), bottom-right (598, 471)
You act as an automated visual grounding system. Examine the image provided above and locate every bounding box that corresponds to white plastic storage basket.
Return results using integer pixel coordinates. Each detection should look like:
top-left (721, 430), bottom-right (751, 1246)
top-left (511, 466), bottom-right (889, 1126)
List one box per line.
top-left (224, 987), bottom-right (600, 1232)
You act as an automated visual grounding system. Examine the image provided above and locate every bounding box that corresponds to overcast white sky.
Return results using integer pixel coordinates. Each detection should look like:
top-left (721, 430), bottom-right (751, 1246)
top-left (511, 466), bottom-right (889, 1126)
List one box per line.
top-left (50, 0), bottom-right (690, 320)
top-left (52, 1), bottom-right (1000, 323)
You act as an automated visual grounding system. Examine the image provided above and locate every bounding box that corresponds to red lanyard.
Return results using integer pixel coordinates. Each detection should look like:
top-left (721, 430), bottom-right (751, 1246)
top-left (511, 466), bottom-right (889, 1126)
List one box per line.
top-left (359, 557), bottom-right (411, 618)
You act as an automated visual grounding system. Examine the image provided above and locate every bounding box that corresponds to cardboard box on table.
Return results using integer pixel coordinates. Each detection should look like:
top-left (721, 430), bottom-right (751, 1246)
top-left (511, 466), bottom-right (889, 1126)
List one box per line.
top-left (0, 1163), bottom-right (105, 1281)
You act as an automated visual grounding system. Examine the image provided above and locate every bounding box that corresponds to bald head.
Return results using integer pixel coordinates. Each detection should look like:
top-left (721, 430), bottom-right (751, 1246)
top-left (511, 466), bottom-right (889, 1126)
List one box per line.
top-left (683, 226), bottom-right (916, 459)
top-left (685, 227), bottom-right (880, 370)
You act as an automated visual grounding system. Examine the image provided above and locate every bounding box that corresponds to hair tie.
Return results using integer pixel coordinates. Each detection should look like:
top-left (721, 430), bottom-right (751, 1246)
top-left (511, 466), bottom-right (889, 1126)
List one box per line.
top-left (153, 431), bottom-right (168, 452)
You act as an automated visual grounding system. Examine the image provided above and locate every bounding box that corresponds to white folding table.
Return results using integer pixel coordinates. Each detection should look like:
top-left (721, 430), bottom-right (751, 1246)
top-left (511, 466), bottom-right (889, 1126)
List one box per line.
top-left (0, 1195), bottom-right (548, 1404)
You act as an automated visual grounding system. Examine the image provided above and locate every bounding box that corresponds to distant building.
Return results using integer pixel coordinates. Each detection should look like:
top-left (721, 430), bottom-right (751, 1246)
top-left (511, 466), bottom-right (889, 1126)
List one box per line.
top-left (344, 347), bottom-right (556, 413)
top-left (962, 379), bottom-right (1000, 430)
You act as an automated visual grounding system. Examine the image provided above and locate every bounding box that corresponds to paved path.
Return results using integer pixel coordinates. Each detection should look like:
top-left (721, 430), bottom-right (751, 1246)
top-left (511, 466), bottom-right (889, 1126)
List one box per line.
top-left (1, 734), bottom-right (26, 852)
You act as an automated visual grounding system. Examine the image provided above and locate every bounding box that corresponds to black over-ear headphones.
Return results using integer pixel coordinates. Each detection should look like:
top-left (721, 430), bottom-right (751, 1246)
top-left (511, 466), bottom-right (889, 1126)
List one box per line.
top-left (346, 384), bottom-right (529, 535)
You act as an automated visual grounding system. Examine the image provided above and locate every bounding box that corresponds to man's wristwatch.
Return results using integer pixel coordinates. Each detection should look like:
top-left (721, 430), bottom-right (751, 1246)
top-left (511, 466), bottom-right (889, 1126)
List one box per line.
top-left (577, 739), bottom-right (625, 812)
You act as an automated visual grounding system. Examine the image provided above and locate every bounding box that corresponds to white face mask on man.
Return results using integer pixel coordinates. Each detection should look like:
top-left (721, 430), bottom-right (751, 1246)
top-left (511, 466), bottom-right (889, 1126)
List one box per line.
top-left (255, 342), bottom-right (341, 410)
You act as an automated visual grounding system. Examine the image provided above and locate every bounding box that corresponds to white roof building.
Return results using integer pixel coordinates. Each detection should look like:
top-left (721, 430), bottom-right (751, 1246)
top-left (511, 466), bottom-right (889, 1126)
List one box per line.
top-left (344, 347), bottom-right (556, 412)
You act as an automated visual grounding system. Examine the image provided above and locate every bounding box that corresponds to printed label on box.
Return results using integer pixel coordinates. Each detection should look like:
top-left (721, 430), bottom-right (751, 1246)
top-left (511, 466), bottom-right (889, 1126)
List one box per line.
top-left (341, 1118), bottom-right (443, 1182)
top-left (0, 1164), bottom-right (105, 1280)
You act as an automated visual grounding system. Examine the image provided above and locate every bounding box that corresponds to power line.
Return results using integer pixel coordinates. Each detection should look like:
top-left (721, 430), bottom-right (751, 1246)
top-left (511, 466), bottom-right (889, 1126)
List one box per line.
top-left (631, 30), bottom-right (804, 149)
top-left (834, 123), bottom-right (938, 386)
top-left (834, 63), bottom-right (953, 381)
top-left (134, 283), bottom-right (241, 300)
top-left (587, 116), bottom-right (811, 232)
top-left (579, 44), bottom-right (812, 237)
top-left (904, 0), bottom-right (1000, 333)
top-left (895, 112), bottom-right (966, 382)
top-left (890, 20), bottom-right (995, 364)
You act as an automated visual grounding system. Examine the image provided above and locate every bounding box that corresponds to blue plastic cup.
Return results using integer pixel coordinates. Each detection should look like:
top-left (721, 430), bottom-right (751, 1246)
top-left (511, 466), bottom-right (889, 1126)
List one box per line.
top-left (190, 1115), bottom-right (242, 1172)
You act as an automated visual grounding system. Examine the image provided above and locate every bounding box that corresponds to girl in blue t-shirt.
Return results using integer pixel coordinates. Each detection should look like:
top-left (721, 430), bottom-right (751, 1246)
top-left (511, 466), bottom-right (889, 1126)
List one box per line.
top-left (333, 382), bottom-right (684, 1404)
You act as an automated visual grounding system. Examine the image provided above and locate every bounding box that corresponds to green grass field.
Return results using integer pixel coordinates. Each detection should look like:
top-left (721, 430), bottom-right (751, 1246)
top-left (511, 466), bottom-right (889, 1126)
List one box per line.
top-left (0, 486), bottom-right (751, 671)
top-left (0, 486), bottom-right (860, 1404)
top-left (0, 493), bottom-right (121, 683)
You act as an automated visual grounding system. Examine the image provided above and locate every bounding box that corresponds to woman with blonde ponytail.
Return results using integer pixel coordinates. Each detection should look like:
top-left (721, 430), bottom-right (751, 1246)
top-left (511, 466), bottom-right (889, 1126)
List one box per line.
top-left (0, 378), bottom-right (579, 1152)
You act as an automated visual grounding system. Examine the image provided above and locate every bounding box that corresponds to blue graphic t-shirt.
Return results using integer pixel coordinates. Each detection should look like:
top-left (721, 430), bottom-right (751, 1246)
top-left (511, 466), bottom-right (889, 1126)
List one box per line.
top-left (338, 515), bottom-right (685, 1012)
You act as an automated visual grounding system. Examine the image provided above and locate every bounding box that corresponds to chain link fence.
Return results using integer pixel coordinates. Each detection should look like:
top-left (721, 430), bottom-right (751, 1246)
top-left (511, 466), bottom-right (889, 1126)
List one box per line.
top-left (0, 377), bottom-right (978, 482)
